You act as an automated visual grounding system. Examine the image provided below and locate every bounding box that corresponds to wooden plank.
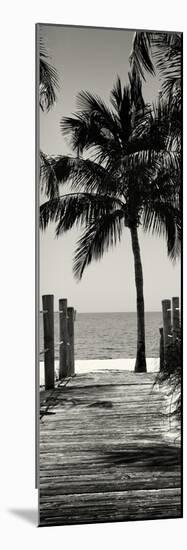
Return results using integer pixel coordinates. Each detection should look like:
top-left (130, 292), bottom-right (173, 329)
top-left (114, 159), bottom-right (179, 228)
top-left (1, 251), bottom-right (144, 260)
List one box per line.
top-left (39, 487), bottom-right (181, 525)
top-left (39, 370), bottom-right (181, 526)
top-left (58, 371), bottom-right (156, 387)
top-left (40, 476), bottom-right (181, 496)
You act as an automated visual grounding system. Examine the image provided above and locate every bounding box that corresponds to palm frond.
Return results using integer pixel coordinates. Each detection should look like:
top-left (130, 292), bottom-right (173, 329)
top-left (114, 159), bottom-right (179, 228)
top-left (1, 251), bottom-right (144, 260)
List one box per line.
top-left (142, 201), bottom-right (181, 260)
top-left (40, 192), bottom-right (124, 235)
top-left (116, 85), bottom-right (132, 139)
top-left (40, 152), bottom-right (60, 199)
top-left (130, 96), bottom-right (181, 154)
top-left (122, 149), bottom-right (180, 179)
top-left (40, 155), bottom-right (79, 198)
top-left (76, 90), bottom-right (117, 129)
top-left (130, 31), bottom-right (182, 102)
top-left (39, 37), bottom-right (59, 112)
top-left (110, 76), bottom-right (123, 112)
top-left (40, 154), bottom-right (125, 198)
top-left (73, 210), bottom-right (125, 279)
top-left (128, 65), bottom-right (145, 111)
top-left (61, 110), bottom-right (122, 166)
top-left (40, 196), bottom-right (60, 230)
top-left (129, 32), bottom-right (155, 80)
top-left (150, 32), bottom-right (181, 69)
top-left (110, 78), bottom-right (142, 140)
top-left (61, 112), bottom-right (92, 153)
top-left (152, 33), bottom-right (182, 100)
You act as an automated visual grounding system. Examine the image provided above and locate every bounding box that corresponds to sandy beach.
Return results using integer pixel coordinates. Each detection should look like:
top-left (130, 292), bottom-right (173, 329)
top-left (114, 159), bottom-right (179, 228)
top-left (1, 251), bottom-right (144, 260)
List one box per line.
top-left (39, 357), bottom-right (160, 386)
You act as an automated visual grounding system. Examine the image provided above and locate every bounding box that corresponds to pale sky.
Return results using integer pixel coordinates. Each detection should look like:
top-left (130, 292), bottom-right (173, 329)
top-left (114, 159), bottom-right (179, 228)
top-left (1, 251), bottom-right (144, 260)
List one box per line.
top-left (39, 24), bottom-right (180, 312)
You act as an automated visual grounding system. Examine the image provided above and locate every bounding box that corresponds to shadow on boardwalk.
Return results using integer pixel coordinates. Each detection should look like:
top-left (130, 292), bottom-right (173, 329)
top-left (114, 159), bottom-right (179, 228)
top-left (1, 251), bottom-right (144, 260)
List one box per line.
top-left (39, 370), bottom-right (181, 526)
top-left (103, 443), bottom-right (181, 469)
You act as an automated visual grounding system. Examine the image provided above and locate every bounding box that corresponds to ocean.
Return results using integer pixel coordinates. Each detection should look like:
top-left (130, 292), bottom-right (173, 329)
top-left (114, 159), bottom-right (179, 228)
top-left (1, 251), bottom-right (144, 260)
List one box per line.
top-left (40, 311), bottom-right (162, 360)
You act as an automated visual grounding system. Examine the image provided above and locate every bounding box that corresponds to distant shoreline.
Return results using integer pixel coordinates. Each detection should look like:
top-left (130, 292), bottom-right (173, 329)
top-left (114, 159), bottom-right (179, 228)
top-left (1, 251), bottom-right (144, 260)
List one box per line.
top-left (40, 310), bottom-right (162, 314)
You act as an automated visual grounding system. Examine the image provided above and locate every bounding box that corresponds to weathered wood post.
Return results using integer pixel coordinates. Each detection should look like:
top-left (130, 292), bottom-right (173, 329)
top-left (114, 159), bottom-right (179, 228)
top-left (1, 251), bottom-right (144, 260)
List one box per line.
top-left (159, 327), bottom-right (164, 371)
top-left (162, 299), bottom-right (172, 363)
top-left (67, 307), bottom-right (75, 376)
top-left (59, 298), bottom-right (68, 378)
top-left (172, 296), bottom-right (180, 341)
top-left (42, 294), bottom-right (55, 390)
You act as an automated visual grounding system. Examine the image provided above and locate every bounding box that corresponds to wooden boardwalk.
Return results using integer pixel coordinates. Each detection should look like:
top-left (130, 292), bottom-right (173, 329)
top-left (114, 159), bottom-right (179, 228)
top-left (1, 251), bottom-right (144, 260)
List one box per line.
top-left (39, 370), bottom-right (181, 526)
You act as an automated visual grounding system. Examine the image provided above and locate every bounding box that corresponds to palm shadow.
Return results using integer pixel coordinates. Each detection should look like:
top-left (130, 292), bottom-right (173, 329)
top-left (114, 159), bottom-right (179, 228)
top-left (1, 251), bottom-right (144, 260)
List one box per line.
top-left (104, 443), bottom-right (181, 470)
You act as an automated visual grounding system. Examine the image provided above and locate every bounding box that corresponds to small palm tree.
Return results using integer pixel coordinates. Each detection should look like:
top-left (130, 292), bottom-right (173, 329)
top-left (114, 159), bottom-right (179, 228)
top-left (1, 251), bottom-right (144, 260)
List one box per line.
top-left (40, 75), bottom-right (180, 372)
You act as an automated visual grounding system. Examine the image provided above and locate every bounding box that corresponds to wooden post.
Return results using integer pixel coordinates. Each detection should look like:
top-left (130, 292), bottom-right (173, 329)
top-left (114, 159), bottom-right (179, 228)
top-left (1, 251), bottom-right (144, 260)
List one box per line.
top-left (159, 327), bottom-right (164, 371)
top-left (162, 299), bottom-right (172, 362)
top-left (59, 299), bottom-right (68, 378)
top-left (172, 297), bottom-right (180, 341)
top-left (67, 307), bottom-right (75, 376)
top-left (42, 295), bottom-right (55, 390)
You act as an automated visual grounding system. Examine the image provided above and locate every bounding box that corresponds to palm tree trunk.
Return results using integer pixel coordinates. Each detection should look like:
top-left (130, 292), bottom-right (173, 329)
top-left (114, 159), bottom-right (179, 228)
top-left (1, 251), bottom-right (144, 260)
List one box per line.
top-left (130, 225), bottom-right (147, 372)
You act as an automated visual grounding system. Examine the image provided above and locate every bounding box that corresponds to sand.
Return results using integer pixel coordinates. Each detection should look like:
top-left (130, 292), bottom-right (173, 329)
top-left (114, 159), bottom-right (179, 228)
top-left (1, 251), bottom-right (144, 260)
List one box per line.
top-left (39, 357), bottom-right (159, 386)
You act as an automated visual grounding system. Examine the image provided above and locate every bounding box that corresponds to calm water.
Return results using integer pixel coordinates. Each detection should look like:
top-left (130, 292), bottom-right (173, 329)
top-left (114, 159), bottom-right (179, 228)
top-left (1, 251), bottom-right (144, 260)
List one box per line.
top-left (40, 311), bottom-right (162, 360)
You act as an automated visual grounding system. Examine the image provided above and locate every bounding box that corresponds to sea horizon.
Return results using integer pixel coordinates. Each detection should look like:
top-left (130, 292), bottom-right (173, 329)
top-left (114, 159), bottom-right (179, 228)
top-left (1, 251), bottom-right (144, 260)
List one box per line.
top-left (43, 309), bottom-right (163, 314)
top-left (40, 310), bottom-right (162, 360)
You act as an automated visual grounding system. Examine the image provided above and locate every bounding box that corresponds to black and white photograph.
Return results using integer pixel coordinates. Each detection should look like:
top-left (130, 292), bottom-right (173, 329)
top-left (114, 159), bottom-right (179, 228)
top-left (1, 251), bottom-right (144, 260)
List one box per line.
top-left (37, 24), bottom-right (182, 527)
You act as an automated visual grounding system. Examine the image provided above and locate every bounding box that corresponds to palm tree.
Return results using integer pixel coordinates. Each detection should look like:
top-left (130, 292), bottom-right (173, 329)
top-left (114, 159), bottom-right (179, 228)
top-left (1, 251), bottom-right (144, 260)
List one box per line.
top-left (40, 76), bottom-right (180, 372)
top-left (39, 37), bottom-right (59, 112)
